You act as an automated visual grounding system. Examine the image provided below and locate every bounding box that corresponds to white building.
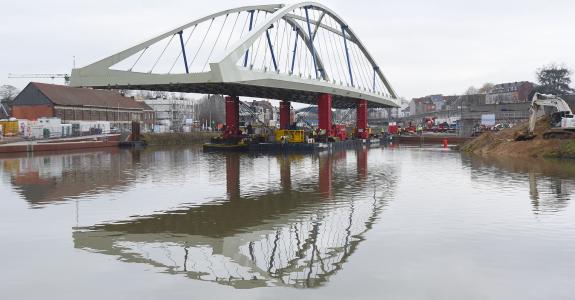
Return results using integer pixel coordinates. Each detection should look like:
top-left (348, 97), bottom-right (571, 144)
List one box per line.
top-left (242, 100), bottom-right (279, 127)
top-left (139, 98), bottom-right (195, 131)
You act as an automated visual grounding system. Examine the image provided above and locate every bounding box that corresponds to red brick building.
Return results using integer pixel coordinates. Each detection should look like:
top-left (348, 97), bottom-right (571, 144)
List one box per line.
top-left (11, 82), bottom-right (154, 131)
top-left (409, 97), bottom-right (437, 116)
top-left (485, 81), bottom-right (535, 104)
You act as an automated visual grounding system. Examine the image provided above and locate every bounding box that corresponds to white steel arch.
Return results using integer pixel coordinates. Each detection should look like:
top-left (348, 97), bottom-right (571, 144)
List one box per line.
top-left (70, 2), bottom-right (399, 108)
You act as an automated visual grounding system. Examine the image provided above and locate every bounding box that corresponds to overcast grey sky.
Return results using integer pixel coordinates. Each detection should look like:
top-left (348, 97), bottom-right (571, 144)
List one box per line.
top-left (1, 0), bottom-right (574, 99)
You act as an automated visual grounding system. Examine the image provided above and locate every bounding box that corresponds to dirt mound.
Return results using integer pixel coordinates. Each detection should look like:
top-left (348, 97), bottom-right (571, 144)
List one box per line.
top-left (460, 117), bottom-right (569, 159)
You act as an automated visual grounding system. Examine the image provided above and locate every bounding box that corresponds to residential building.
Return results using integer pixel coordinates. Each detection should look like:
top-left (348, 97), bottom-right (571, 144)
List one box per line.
top-left (139, 98), bottom-right (195, 130)
top-left (242, 100), bottom-right (279, 127)
top-left (401, 107), bottom-right (410, 118)
top-left (11, 82), bottom-right (154, 131)
top-left (396, 98), bottom-right (411, 118)
top-left (429, 95), bottom-right (445, 111)
top-left (410, 96), bottom-right (437, 116)
top-left (442, 96), bottom-right (460, 111)
top-left (485, 81), bottom-right (535, 104)
top-left (368, 108), bottom-right (387, 119)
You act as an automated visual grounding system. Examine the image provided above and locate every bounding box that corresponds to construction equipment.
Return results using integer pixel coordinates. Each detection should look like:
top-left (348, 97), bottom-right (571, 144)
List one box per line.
top-left (0, 120), bottom-right (19, 137)
top-left (515, 93), bottom-right (575, 140)
top-left (275, 129), bottom-right (305, 143)
top-left (8, 73), bottom-right (70, 85)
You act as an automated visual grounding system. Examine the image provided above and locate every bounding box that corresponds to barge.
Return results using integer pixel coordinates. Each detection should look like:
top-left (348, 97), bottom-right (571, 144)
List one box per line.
top-left (0, 134), bottom-right (121, 154)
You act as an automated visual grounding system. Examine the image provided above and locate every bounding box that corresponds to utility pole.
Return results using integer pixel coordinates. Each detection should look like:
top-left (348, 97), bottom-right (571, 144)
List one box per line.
top-left (117, 103), bottom-right (120, 131)
top-left (208, 94), bottom-right (212, 131)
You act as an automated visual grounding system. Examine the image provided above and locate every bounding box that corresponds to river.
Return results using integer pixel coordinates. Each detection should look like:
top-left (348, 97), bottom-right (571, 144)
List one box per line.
top-left (0, 145), bottom-right (574, 299)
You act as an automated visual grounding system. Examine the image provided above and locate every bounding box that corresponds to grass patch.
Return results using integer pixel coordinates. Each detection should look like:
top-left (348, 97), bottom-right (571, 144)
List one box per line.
top-left (546, 140), bottom-right (575, 159)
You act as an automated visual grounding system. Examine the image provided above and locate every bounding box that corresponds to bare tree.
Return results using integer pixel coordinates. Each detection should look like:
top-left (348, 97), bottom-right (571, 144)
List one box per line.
top-left (194, 95), bottom-right (225, 125)
top-left (464, 86), bottom-right (479, 95)
top-left (478, 83), bottom-right (494, 94)
top-left (0, 85), bottom-right (20, 102)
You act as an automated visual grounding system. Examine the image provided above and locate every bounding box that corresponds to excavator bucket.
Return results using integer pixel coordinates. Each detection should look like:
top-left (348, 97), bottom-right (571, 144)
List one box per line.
top-left (514, 132), bottom-right (535, 141)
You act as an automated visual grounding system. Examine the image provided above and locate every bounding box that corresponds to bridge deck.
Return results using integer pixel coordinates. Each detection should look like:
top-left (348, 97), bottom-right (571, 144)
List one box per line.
top-left (109, 82), bottom-right (389, 108)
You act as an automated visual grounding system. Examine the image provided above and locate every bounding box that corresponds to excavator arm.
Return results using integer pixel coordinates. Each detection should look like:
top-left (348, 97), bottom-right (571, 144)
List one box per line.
top-left (527, 93), bottom-right (573, 136)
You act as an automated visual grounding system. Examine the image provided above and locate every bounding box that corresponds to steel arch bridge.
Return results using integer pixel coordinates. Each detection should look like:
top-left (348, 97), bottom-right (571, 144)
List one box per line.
top-left (70, 2), bottom-right (399, 109)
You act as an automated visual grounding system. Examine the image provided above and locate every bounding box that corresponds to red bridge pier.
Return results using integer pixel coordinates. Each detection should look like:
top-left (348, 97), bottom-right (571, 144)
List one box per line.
top-left (224, 95), bottom-right (240, 138)
top-left (280, 100), bottom-right (291, 130)
top-left (356, 99), bottom-right (369, 139)
top-left (226, 154), bottom-right (241, 200)
top-left (279, 156), bottom-right (291, 191)
top-left (318, 93), bottom-right (333, 136)
top-left (356, 146), bottom-right (368, 180)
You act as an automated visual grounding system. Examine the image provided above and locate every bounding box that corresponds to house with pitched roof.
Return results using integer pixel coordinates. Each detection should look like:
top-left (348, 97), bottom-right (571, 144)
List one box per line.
top-left (11, 82), bottom-right (154, 131)
top-left (485, 81), bottom-right (535, 104)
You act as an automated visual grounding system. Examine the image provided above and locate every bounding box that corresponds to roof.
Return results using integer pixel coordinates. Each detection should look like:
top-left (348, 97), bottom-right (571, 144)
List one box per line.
top-left (24, 82), bottom-right (146, 110)
top-left (135, 100), bottom-right (153, 111)
top-left (412, 97), bottom-right (435, 105)
top-left (489, 81), bottom-right (533, 94)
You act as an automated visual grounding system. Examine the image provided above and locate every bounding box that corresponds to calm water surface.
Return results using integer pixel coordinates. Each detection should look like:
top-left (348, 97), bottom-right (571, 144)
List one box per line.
top-left (0, 145), bottom-right (574, 299)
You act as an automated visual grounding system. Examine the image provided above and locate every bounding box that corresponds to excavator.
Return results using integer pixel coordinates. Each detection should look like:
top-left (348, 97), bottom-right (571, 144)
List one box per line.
top-left (515, 93), bottom-right (575, 141)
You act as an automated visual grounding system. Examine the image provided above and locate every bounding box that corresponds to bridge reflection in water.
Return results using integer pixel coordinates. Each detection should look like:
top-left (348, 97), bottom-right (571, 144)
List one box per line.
top-left (1, 147), bottom-right (574, 290)
top-left (69, 147), bottom-right (396, 289)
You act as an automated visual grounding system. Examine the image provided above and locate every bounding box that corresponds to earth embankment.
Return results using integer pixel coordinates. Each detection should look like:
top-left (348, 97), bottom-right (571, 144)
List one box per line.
top-left (460, 118), bottom-right (575, 159)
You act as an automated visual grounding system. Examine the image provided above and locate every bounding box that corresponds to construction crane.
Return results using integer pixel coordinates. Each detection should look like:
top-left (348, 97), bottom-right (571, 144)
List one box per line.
top-left (8, 73), bottom-right (70, 85)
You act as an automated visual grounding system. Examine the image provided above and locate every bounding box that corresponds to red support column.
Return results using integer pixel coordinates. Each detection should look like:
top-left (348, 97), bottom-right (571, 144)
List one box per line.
top-left (319, 155), bottom-right (333, 199)
top-left (280, 100), bottom-right (291, 130)
top-left (318, 93), bottom-right (333, 136)
top-left (356, 99), bottom-right (368, 139)
top-left (226, 154), bottom-right (241, 201)
top-left (357, 146), bottom-right (368, 180)
top-left (279, 156), bottom-right (291, 191)
top-left (225, 95), bottom-right (240, 138)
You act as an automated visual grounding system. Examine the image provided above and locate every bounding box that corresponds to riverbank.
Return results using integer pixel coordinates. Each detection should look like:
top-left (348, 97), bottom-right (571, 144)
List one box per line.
top-left (394, 134), bottom-right (471, 145)
top-left (141, 132), bottom-right (220, 146)
top-left (460, 118), bottom-right (575, 159)
top-left (0, 135), bottom-right (120, 154)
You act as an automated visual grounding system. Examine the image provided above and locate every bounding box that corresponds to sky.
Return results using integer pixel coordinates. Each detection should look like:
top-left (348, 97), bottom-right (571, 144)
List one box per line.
top-left (0, 0), bottom-right (574, 99)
